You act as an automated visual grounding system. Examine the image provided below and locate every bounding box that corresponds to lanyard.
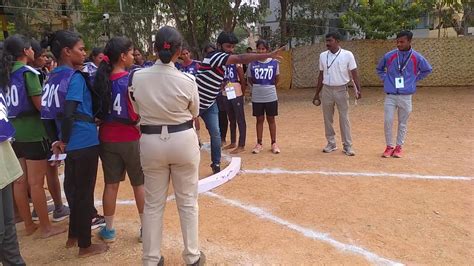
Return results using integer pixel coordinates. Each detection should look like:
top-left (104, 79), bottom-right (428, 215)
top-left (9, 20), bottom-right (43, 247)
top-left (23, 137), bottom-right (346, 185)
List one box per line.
top-left (397, 49), bottom-right (413, 74)
top-left (326, 49), bottom-right (342, 70)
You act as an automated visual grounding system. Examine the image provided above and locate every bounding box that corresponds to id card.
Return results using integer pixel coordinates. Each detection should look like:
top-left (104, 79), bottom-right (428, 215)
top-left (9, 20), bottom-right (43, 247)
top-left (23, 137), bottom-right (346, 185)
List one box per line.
top-left (225, 86), bottom-right (237, 100)
top-left (395, 77), bottom-right (404, 89)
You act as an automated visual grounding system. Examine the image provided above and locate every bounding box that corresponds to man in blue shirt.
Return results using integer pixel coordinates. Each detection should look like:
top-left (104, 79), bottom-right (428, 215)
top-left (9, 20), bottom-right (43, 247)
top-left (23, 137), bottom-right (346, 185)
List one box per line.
top-left (376, 30), bottom-right (432, 158)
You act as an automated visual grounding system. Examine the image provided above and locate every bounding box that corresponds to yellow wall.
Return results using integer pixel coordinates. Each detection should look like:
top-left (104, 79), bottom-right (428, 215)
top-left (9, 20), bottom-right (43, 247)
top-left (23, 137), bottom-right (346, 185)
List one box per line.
top-left (292, 37), bottom-right (474, 88)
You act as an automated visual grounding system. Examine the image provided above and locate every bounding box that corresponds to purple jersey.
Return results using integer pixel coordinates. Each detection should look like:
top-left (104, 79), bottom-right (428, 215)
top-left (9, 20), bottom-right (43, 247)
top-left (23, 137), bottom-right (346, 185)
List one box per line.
top-left (4, 66), bottom-right (40, 118)
top-left (40, 67), bottom-right (76, 120)
top-left (178, 60), bottom-right (200, 76)
top-left (224, 64), bottom-right (239, 83)
top-left (130, 61), bottom-right (154, 72)
top-left (0, 90), bottom-right (15, 142)
top-left (105, 73), bottom-right (135, 124)
top-left (250, 60), bottom-right (278, 85)
top-left (83, 62), bottom-right (98, 85)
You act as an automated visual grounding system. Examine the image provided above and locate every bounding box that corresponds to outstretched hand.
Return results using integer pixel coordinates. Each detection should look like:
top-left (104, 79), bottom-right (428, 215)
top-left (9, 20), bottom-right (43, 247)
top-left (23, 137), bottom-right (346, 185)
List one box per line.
top-left (270, 45), bottom-right (286, 61)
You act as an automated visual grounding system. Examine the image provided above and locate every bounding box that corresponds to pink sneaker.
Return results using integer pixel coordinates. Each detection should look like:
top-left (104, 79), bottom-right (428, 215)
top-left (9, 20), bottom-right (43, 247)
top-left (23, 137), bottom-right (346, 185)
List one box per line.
top-left (392, 145), bottom-right (403, 158)
top-left (271, 143), bottom-right (281, 154)
top-left (382, 146), bottom-right (395, 158)
top-left (252, 143), bottom-right (263, 154)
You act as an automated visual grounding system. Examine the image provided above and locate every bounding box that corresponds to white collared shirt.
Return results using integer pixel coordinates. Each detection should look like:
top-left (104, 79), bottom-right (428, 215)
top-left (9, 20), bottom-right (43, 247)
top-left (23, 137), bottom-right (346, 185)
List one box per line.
top-left (319, 48), bottom-right (357, 86)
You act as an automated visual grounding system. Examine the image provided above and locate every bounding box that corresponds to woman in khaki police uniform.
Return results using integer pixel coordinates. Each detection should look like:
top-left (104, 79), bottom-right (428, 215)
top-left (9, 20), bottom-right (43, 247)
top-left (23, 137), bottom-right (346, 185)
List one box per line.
top-left (130, 26), bottom-right (204, 266)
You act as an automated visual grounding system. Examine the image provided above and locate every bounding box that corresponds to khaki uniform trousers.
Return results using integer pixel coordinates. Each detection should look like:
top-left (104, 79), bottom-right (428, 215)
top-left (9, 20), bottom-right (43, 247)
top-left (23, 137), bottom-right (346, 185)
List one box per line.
top-left (321, 85), bottom-right (353, 148)
top-left (141, 127), bottom-right (200, 265)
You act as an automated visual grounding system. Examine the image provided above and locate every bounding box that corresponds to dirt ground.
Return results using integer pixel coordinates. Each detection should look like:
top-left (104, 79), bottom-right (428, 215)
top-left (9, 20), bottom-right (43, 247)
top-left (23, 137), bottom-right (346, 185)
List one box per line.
top-left (16, 86), bottom-right (474, 265)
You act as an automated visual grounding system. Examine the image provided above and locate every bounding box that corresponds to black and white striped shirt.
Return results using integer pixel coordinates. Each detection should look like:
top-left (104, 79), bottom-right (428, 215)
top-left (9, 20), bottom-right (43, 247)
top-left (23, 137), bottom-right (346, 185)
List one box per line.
top-left (196, 51), bottom-right (230, 110)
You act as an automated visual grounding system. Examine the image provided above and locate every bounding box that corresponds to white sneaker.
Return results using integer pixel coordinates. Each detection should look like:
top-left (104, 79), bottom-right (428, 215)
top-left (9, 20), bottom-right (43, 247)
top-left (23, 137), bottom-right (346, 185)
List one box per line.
top-left (323, 143), bottom-right (337, 153)
top-left (252, 143), bottom-right (263, 154)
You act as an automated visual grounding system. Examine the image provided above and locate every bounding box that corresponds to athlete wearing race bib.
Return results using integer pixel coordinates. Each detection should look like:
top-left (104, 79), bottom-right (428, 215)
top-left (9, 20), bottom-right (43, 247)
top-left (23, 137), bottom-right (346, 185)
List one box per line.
top-left (222, 62), bottom-right (247, 154)
top-left (92, 37), bottom-right (144, 245)
top-left (0, 88), bottom-right (25, 265)
top-left (42, 30), bottom-right (108, 257)
top-left (1, 34), bottom-right (67, 240)
top-left (247, 40), bottom-right (281, 154)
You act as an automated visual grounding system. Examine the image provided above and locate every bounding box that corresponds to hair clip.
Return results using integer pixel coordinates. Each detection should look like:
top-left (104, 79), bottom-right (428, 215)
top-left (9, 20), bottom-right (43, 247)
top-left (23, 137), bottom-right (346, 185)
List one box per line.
top-left (102, 55), bottom-right (110, 63)
top-left (163, 42), bottom-right (171, 49)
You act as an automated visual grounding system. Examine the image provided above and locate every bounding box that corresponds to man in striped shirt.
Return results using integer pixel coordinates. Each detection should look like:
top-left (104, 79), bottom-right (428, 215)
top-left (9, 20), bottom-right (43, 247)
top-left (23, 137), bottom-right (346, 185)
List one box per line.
top-left (196, 31), bottom-right (283, 173)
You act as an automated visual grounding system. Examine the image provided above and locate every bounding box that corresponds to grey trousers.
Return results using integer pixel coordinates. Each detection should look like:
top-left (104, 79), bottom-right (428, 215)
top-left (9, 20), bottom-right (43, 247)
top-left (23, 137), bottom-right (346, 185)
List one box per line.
top-left (321, 85), bottom-right (352, 147)
top-left (384, 94), bottom-right (412, 146)
top-left (141, 128), bottom-right (200, 266)
top-left (0, 184), bottom-right (25, 266)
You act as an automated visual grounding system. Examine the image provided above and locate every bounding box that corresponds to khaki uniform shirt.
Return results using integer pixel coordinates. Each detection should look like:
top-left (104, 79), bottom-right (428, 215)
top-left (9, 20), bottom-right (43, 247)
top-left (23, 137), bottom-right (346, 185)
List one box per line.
top-left (130, 61), bottom-right (199, 125)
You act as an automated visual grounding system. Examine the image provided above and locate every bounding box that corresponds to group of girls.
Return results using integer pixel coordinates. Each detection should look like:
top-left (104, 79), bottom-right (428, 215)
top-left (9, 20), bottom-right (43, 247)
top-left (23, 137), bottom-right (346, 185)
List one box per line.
top-left (0, 35), bottom-right (70, 241)
top-left (0, 25), bottom-right (281, 263)
top-left (1, 31), bottom-right (148, 258)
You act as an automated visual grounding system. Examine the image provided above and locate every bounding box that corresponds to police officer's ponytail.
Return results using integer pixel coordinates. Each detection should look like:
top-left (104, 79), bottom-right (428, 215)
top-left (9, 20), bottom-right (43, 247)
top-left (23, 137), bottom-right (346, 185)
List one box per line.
top-left (154, 26), bottom-right (183, 64)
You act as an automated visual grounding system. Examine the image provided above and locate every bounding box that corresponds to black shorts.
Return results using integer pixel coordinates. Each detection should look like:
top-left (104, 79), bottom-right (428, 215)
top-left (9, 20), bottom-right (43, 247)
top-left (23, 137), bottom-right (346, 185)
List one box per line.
top-left (12, 139), bottom-right (49, 160)
top-left (99, 141), bottom-right (144, 186)
top-left (252, 101), bottom-right (278, 117)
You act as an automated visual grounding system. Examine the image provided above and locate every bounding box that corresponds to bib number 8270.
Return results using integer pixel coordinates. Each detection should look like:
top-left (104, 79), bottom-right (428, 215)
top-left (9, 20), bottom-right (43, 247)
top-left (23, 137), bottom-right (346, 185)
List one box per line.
top-left (254, 68), bottom-right (273, 80)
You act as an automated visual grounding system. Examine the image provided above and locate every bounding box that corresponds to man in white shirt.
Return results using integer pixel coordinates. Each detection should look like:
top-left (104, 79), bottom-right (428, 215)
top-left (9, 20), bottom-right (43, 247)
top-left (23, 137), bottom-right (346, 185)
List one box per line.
top-left (312, 32), bottom-right (361, 156)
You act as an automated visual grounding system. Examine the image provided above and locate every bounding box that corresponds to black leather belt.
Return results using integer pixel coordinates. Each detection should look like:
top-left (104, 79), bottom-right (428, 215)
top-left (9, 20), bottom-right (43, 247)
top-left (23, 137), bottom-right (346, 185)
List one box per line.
top-left (140, 120), bottom-right (193, 134)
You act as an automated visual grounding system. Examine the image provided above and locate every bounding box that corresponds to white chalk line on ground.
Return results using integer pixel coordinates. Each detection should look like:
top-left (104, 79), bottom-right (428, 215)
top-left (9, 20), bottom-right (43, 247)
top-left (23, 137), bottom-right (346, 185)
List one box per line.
top-left (242, 168), bottom-right (473, 181)
top-left (92, 157), bottom-right (242, 206)
top-left (205, 191), bottom-right (404, 266)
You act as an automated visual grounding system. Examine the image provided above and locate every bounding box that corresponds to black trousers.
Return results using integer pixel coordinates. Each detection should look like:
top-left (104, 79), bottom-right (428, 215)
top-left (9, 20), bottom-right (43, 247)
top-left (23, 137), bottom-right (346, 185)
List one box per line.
top-left (64, 145), bottom-right (99, 248)
top-left (216, 94), bottom-right (228, 142)
top-left (0, 184), bottom-right (25, 266)
top-left (225, 96), bottom-right (247, 147)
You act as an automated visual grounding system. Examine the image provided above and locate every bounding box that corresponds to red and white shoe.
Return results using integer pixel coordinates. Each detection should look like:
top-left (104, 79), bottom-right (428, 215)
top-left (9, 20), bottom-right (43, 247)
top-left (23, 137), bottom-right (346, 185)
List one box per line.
top-left (392, 145), bottom-right (403, 158)
top-left (382, 146), bottom-right (395, 158)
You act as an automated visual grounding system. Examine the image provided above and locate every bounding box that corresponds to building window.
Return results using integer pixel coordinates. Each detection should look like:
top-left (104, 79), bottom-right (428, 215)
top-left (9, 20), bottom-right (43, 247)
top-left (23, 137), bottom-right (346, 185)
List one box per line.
top-left (260, 26), bottom-right (271, 39)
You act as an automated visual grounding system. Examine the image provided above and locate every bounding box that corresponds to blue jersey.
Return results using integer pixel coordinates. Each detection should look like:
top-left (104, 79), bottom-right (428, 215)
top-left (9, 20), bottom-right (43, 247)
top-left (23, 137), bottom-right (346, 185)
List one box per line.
top-left (0, 90), bottom-right (15, 142)
top-left (250, 60), bottom-right (278, 85)
top-left (224, 64), bottom-right (239, 83)
top-left (4, 65), bottom-right (40, 118)
top-left (177, 60), bottom-right (200, 76)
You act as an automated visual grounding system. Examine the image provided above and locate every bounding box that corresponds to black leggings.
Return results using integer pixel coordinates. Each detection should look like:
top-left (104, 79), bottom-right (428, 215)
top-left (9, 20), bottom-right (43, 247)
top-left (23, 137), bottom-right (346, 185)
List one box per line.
top-left (225, 96), bottom-right (246, 147)
top-left (216, 94), bottom-right (228, 142)
top-left (64, 145), bottom-right (99, 248)
top-left (0, 184), bottom-right (25, 265)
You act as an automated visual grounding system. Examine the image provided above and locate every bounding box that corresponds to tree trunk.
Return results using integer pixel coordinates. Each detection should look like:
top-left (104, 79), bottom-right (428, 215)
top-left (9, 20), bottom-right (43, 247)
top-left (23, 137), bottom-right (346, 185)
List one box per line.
top-left (186, 0), bottom-right (200, 56)
top-left (280, 0), bottom-right (288, 46)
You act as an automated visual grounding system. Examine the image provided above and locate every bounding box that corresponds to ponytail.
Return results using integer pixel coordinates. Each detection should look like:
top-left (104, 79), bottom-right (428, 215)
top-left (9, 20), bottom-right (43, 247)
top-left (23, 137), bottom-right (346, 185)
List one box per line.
top-left (158, 49), bottom-right (173, 64)
top-left (154, 26), bottom-right (183, 64)
top-left (0, 34), bottom-right (31, 89)
top-left (92, 36), bottom-right (133, 115)
top-left (44, 30), bottom-right (81, 60)
top-left (93, 60), bottom-right (113, 114)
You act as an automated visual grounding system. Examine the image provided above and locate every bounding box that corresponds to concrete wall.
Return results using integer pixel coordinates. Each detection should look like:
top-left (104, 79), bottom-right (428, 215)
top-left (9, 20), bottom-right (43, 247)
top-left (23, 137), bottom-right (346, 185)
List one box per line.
top-left (292, 37), bottom-right (474, 88)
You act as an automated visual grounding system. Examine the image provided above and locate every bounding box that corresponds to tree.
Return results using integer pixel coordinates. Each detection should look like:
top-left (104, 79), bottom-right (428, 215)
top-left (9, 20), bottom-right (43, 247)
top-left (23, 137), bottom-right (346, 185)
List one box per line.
top-left (159, 0), bottom-right (265, 58)
top-left (77, 0), bottom-right (158, 53)
top-left (341, 0), bottom-right (430, 39)
top-left (428, 0), bottom-right (474, 37)
top-left (276, 0), bottom-right (351, 47)
top-left (3, 0), bottom-right (70, 39)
